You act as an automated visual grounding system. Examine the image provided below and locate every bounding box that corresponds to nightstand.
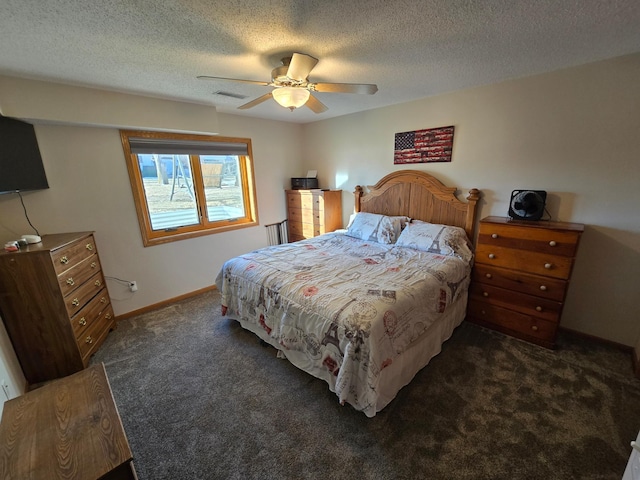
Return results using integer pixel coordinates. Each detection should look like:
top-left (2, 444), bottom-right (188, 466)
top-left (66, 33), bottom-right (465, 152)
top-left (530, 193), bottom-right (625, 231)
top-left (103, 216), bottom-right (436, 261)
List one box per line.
top-left (0, 364), bottom-right (137, 479)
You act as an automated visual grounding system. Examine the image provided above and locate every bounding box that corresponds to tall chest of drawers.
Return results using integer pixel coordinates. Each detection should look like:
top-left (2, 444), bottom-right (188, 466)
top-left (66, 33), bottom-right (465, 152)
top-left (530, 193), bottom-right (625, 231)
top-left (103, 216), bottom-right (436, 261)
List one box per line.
top-left (467, 216), bottom-right (584, 348)
top-left (286, 189), bottom-right (342, 242)
top-left (0, 232), bottom-right (115, 384)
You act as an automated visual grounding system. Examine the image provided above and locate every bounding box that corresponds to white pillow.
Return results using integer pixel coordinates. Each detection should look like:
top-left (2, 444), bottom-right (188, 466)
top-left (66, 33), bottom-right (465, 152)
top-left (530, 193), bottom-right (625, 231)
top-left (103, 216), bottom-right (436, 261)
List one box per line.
top-left (345, 212), bottom-right (382, 242)
top-left (395, 222), bottom-right (473, 262)
top-left (345, 213), bottom-right (410, 244)
top-left (346, 212), bottom-right (358, 228)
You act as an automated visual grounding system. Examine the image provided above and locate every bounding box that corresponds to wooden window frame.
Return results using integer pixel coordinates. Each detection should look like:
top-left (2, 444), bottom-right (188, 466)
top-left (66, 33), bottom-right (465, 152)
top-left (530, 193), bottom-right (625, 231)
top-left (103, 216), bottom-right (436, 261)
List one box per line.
top-left (120, 130), bottom-right (259, 247)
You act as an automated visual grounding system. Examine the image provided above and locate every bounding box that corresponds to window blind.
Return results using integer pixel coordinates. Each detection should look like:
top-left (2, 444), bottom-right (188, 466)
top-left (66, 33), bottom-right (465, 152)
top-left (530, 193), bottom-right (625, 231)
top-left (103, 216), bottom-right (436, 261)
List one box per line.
top-left (128, 138), bottom-right (248, 156)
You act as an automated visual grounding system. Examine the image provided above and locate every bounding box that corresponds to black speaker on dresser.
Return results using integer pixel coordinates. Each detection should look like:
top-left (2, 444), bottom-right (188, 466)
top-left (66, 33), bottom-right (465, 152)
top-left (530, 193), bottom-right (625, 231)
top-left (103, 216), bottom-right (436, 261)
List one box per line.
top-left (291, 177), bottom-right (319, 189)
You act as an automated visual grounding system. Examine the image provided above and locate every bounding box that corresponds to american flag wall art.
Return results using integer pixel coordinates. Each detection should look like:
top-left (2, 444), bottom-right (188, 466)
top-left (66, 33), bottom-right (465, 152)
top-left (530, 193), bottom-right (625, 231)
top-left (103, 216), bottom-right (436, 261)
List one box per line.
top-left (394, 125), bottom-right (455, 164)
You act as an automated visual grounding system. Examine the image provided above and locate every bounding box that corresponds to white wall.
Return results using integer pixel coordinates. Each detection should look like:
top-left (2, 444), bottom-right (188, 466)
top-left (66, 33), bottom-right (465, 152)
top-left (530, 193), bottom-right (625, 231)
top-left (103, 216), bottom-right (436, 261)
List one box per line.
top-left (301, 53), bottom-right (640, 346)
top-left (0, 317), bottom-right (24, 416)
top-left (0, 83), bottom-right (302, 397)
top-left (0, 118), bottom-right (301, 314)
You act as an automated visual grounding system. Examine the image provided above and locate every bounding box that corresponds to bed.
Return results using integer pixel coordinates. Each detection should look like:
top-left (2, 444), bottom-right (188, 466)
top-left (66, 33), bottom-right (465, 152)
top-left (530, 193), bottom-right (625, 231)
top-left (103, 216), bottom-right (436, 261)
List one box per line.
top-left (215, 170), bottom-right (480, 417)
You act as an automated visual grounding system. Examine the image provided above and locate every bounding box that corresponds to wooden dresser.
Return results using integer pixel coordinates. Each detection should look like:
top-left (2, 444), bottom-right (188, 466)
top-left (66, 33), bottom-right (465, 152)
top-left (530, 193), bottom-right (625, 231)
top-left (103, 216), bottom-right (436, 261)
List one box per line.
top-left (286, 189), bottom-right (343, 242)
top-left (0, 232), bottom-right (115, 384)
top-left (467, 216), bottom-right (584, 348)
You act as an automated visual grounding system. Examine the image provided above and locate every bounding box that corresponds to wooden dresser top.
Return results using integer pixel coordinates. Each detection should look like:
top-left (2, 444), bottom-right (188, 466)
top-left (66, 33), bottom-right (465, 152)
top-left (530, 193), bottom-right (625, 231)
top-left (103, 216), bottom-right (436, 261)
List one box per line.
top-left (0, 363), bottom-right (133, 479)
top-left (481, 216), bottom-right (584, 232)
top-left (0, 232), bottom-right (94, 256)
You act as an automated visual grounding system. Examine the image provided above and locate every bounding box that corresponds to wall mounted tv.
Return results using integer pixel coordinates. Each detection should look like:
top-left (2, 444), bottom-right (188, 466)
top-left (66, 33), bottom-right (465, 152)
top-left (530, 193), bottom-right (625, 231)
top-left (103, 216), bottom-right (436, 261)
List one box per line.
top-left (0, 113), bottom-right (49, 195)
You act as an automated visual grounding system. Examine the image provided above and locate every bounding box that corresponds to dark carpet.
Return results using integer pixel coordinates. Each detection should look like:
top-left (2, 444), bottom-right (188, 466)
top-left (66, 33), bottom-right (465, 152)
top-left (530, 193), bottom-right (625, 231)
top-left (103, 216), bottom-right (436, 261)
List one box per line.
top-left (90, 290), bottom-right (640, 479)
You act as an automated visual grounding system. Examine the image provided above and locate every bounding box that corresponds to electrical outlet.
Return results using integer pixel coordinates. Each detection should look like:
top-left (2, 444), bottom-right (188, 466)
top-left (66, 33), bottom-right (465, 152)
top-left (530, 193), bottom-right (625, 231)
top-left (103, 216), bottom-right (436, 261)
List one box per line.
top-left (129, 281), bottom-right (138, 292)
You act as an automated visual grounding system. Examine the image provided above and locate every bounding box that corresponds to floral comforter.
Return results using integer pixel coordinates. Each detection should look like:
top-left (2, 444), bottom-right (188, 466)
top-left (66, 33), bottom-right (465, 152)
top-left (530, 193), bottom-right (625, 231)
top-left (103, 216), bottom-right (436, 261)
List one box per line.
top-left (215, 232), bottom-right (472, 416)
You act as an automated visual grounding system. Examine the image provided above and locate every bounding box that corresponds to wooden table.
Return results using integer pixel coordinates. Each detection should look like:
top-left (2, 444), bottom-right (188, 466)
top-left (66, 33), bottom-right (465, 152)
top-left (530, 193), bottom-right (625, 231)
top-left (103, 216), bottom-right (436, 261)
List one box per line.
top-left (0, 363), bottom-right (137, 479)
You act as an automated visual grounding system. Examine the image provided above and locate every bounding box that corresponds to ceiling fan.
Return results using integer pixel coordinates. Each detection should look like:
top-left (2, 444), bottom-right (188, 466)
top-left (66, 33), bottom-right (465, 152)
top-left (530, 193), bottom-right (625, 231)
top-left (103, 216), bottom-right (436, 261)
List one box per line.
top-left (197, 53), bottom-right (378, 113)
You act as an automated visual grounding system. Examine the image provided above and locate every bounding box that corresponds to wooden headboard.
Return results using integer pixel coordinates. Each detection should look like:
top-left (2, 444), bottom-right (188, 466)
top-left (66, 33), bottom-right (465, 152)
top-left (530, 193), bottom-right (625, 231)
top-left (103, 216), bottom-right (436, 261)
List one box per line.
top-left (354, 170), bottom-right (481, 240)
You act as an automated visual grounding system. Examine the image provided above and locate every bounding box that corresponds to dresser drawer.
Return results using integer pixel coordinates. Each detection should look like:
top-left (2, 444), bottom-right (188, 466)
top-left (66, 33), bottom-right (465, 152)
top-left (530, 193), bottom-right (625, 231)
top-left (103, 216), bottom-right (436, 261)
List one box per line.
top-left (64, 272), bottom-right (107, 318)
top-left (470, 283), bottom-right (562, 322)
top-left (287, 192), bottom-right (322, 210)
top-left (287, 207), bottom-right (324, 226)
top-left (71, 290), bottom-right (113, 339)
top-left (475, 244), bottom-right (574, 279)
top-left (57, 253), bottom-right (101, 297)
top-left (77, 306), bottom-right (114, 362)
top-left (289, 221), bottom-right (323, 239)
top-left (288, 233), bottom-right (306, 243)
top-left (472, 264), bottom-right (567, 302)
top-left (468, 299), bottom-right (557, 345)
top-left (51, 234), bottom-right (98, 275)
top-left (478, 222), bottom-right (581, 257)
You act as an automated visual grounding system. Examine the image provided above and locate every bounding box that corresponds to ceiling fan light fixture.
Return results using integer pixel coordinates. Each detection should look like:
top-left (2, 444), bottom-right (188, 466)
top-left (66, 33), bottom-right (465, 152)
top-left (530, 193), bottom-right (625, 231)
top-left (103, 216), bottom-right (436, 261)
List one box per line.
top-left (198, 52), bottom-right (376, 113)
top-left (272, 87), bottom-right (310, 111)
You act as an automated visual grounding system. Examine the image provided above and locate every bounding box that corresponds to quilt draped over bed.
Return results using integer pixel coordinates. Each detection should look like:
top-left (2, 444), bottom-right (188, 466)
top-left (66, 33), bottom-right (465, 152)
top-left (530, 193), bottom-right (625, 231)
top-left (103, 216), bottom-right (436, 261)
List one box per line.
top-left (215, 232), bottom-right (472, 417)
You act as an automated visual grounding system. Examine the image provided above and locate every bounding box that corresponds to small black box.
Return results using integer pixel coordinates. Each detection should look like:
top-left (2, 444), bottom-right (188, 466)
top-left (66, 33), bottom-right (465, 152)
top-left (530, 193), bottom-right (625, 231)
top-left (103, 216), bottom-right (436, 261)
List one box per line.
top-left (291, 177), bottom-right (319, 190)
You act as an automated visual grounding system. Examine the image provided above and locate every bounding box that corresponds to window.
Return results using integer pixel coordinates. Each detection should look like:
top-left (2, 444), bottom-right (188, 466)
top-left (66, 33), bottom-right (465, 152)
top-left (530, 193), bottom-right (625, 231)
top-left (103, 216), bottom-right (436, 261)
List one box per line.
top-left (120, 130), bottom-right (258, 246)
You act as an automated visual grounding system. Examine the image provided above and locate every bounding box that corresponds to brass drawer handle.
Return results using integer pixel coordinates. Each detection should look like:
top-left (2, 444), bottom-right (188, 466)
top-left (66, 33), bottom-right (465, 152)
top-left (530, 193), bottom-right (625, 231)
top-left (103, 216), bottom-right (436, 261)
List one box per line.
top-left (85, 336), bottom-right (93, 344)
top-left (79, 317), bottom-right (87, 326)
top-left (94, 279), bottom-right (102, 287)
top-left (482, 292), bottom-right (489, 297)
top-left (536, 306), bottom-right (543, 312)
top-left (71, 298), bottom-right (80, 307)
top-left (488, 254), bottom-right (496, 259)
top-left (485, 273), bottom-right (492, 279)
top-left (531, 325), bottom-right (539, 332)
top-left (90, 262), bottom-right (97, 268)
top-left (539, 285), bottom-right (547, 291)
top-left (544, 263), bottom-right (552, 269)
top-left (491, 233), bottom-right (498, 239)
top-left (86, 243), bottom-right (94, 251)
top-left (66, 277), bottom-right (75, 286)
top-left (60, 256), bottom-right (69, 264)
top-left (549, 241), bottom-right (557, 247)
top-left (100, 297), bottom-right (107, 304)
top-left (105, 313), bottom-right (112, 320)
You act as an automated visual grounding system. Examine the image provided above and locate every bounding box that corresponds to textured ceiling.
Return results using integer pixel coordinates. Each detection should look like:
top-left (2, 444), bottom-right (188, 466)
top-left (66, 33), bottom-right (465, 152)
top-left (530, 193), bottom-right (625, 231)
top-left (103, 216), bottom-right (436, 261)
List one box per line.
top-left (1, 0), bottom-right (640, 124)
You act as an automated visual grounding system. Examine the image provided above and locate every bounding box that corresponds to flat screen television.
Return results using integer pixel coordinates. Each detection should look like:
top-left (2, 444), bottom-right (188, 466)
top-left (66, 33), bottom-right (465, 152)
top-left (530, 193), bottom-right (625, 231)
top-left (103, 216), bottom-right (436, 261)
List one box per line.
top-left (0, 113), bottom-right (49, 195)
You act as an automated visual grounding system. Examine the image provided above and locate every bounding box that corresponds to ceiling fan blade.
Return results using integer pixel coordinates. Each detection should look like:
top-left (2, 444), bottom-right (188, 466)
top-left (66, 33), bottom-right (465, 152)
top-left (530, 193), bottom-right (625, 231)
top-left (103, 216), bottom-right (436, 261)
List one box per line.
top-left (312, 82), bottom-right (378, 95)
top-left (238, 92), bottom-right (273, 110)
top-left (286, 53), bottom-right (319, 81)
top-left (305, 93), bottom-right (328, 114)
top-left (197, 75), bottom-right (270, 87)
